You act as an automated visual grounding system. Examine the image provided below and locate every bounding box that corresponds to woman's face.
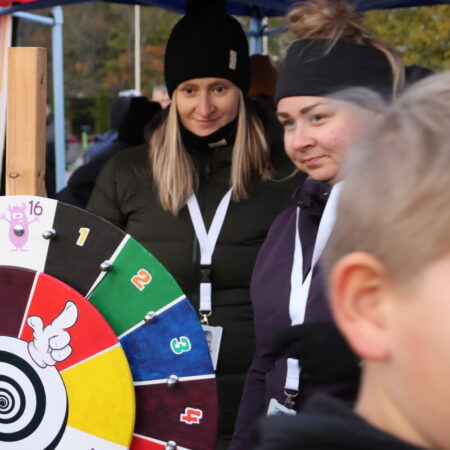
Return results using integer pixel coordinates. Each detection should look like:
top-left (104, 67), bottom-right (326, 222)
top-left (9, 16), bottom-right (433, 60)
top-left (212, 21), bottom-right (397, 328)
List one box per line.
top-left (277, 96), bottom-right (375, 184)
top-left (176, 77), bottom-right (240, 137)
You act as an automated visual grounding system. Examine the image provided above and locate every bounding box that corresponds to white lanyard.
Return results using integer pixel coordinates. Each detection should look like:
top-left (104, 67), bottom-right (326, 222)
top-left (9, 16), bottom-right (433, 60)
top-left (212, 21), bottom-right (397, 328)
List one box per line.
top-left (285, 182), bottom-right (343, 394)
top-left (187, 188), bottom-right (232, 321)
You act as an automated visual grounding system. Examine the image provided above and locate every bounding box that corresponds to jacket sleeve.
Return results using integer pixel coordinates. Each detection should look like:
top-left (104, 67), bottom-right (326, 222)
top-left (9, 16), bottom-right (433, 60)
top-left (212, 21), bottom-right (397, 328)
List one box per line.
top-left (229, 346), bottom-right (273, 450)
top-left (86, 156), bottom-right (127, 229)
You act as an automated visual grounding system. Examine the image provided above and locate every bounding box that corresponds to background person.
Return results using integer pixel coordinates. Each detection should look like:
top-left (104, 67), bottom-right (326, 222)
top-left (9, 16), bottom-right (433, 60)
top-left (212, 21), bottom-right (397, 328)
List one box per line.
top-left (83, 91), bottom-right (137, 164)
top-left (152, 84), bottom-right (171, 109)
top-left (247, 54), bottom-right (284, 161)
top-left (230, 0), bottom-right (404, 447)
top-left (58, 96), bottom-right (161, 208)
top-left (87, 0), bottom-right (303, 446)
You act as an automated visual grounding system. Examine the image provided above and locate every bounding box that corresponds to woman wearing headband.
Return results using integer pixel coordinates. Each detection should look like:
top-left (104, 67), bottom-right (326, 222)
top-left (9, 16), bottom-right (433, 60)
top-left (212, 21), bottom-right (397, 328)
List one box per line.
top-left (230, 1), bottom-right (404, 448)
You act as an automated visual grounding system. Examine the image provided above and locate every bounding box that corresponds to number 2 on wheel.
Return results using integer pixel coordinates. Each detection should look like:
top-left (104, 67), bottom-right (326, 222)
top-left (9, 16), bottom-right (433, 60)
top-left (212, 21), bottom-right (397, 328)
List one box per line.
top-left (130, 269), bottom-right (152, 291)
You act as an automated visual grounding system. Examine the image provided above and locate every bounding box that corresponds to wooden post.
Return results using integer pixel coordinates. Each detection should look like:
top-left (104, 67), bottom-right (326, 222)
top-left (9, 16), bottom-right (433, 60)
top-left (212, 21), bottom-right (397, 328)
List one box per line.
top-left (6, 47), bottom-right (47, 196)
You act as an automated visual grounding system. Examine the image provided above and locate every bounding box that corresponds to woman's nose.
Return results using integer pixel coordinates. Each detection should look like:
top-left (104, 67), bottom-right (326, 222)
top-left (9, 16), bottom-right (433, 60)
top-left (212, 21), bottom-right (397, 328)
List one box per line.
top-left (291, 124), bottom-right (315, 151)
top-left (197, 93), bottom-right (215, 117)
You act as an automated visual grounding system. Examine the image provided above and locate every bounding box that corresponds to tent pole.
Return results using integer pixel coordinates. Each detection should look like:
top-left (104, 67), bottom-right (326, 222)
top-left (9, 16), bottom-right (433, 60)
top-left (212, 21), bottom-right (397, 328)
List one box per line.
top-left (134, 5), bottom-right (141, 93)
top-left (51, 6), bottom-right (66, 192)
top-left (11, 11), bottom-right (53, 25)
top-left (13, 8), bottom-right (66, 193)
top-left (249, 7), bottom-right (263, 55)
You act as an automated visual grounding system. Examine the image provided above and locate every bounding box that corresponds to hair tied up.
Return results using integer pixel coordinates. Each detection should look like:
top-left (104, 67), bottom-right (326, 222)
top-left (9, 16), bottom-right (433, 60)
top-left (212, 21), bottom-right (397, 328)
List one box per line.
top-left (185, 0), bottom-right (227, 16)
top-left (288, 0), bottom-right (365, 45)
top-left (286, 0), bottom-right (405, 94)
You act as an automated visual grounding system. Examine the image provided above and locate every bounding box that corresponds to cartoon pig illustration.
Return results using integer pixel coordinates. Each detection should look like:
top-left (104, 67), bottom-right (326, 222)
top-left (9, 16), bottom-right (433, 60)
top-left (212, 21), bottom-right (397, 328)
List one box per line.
top-left (0, 203), bottom-right (39, 251)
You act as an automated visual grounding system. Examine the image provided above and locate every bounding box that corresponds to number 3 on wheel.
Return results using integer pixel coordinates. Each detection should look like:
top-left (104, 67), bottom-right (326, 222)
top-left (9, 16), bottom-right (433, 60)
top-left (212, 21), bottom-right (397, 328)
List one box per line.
top-left (170, 336), bottom-right (192, 355)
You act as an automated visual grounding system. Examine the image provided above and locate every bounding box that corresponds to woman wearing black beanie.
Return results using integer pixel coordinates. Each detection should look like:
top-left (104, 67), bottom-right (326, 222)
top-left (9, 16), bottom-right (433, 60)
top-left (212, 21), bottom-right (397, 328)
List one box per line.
top-left (87, 0), bottom-right (303, 447)
top-left (230, 1), bottom-right (404, 449)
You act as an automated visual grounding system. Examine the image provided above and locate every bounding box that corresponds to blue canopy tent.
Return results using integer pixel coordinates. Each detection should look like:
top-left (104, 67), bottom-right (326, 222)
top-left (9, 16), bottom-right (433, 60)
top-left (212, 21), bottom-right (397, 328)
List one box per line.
top-left (1, 0), bottom-right (449, 16)
top-left (0, 0), bottom-right (448, 192)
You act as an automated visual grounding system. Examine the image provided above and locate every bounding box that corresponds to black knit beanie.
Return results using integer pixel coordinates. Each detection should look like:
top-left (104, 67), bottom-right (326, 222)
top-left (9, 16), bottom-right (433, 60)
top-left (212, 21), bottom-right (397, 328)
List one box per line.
top-left (164, 0), bottom-right (251, 97)
top-left (275, 39), bottom-right (394, 102)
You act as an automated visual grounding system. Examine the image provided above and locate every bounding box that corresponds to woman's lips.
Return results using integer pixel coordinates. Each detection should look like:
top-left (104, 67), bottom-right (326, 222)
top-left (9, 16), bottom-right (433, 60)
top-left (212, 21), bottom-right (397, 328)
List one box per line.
top-left (195, 118), bottom-right (219, 127)
top-left (303, 156), bottom-right (324, 167)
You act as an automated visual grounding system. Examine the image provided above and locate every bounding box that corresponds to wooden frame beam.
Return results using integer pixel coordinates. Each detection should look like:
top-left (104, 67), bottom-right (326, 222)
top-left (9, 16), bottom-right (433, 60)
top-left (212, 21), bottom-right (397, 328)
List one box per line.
top-left (6, 47), bottom-right (47, 196)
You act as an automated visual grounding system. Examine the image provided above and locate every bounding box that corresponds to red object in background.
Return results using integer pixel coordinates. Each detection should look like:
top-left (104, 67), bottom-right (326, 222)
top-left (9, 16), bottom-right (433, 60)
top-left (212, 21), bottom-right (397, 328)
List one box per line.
top-left (0, 0), bottom-right (38, 4)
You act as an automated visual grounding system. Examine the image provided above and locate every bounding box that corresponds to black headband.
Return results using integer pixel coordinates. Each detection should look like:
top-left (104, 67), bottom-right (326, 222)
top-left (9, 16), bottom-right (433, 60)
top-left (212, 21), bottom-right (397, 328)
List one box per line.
top-left (275, 39), bottom-right (394, 102)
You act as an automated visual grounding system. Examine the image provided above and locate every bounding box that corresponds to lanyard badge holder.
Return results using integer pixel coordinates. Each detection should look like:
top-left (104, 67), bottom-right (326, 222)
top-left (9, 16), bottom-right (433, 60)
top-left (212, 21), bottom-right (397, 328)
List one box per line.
top-left (284, 357), bottom-right (301, 410)
top-left (187, 189), bottom-right (231, 370)
top-left (267, 358), bottom-right (299, 416)
top-left (268, 182), bottom-right (343, 416)
top-left (199, 264), bottom-right (212, 325)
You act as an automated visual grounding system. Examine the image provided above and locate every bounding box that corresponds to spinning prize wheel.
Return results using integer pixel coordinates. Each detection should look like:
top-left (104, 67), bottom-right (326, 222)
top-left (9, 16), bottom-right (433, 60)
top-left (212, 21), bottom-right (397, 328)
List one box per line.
top-left (0, 266), bottom-right (135, 449)
top-left (0, 196), bottom-right (218, 450)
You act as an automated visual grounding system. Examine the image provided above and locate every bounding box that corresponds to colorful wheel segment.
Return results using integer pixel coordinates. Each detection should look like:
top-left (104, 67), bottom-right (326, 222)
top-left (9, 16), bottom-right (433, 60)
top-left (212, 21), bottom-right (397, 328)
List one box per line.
top-left (0, 196), bottom-right (219, 450)
top-left (0, 266), bottom-right (135, 449)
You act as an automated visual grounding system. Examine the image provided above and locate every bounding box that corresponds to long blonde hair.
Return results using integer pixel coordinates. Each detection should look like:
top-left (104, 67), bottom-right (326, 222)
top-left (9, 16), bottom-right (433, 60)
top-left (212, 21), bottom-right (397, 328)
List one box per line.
top-left (149, 89), bottom-right (273, 215)
top-left (287, 0), bottom-right (405, 95)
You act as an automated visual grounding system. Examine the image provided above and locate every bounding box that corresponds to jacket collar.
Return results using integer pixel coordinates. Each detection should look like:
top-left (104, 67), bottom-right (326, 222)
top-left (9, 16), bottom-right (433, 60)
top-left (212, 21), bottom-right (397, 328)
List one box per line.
top-left (181, 119), bottom-right (237, 156)
top-left (294, 177), bottom-right (332, 214)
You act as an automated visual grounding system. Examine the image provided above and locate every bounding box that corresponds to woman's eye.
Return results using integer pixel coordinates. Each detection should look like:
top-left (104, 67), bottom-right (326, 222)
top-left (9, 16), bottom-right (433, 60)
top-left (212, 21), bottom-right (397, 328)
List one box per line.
top-left (181, 87), bottom-right (195, 95)
top-left (281, 120), bottom-right (295, 130)
top-left (214, 85), bottom-right (227, 93)
top-left (310, 113), bottom-right (325, 123)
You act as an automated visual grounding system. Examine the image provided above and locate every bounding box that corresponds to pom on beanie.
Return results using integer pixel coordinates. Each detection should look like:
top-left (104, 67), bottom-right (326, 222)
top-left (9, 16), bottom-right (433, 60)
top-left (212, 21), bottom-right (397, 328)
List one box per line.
top-left (185, 0), bottom-right (226, 15)
top-left (164, 0), bottom-right (250, 97)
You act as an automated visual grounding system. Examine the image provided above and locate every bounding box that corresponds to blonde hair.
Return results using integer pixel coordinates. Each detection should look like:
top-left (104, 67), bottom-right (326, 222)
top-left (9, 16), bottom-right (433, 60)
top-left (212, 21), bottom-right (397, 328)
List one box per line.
top-left (322, 71), bottom-right (450, 283)
top-left (287, 0), bottom-right (405, 95)
top-left (149, 89), bottom-right (273, 215)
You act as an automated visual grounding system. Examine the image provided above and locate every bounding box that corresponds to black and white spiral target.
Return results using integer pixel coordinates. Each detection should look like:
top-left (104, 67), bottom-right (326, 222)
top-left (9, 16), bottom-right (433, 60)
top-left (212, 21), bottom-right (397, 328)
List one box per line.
top-left (0, 336), bottom-right (67, 449)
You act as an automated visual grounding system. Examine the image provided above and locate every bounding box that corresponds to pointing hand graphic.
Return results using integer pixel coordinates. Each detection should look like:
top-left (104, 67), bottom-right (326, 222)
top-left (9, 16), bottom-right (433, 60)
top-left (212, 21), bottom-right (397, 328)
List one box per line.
top-left (27, 301), bottom-right (78, 368)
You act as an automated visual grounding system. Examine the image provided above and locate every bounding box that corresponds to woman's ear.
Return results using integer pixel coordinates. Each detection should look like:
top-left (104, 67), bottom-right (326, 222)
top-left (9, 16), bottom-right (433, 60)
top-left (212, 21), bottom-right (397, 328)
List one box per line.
top-left (329, 252), bottom-right (392, 361)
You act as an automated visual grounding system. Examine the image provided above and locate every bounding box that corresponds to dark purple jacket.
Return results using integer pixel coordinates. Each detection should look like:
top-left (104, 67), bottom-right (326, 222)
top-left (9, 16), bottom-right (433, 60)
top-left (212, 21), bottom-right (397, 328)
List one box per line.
top-left (230, 179), bottom-right (355, 450)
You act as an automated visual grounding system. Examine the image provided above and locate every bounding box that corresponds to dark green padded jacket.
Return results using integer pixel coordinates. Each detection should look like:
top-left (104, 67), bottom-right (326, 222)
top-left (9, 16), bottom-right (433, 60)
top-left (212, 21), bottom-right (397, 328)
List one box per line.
top-left (87, 138), bottom-right (304, 446)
